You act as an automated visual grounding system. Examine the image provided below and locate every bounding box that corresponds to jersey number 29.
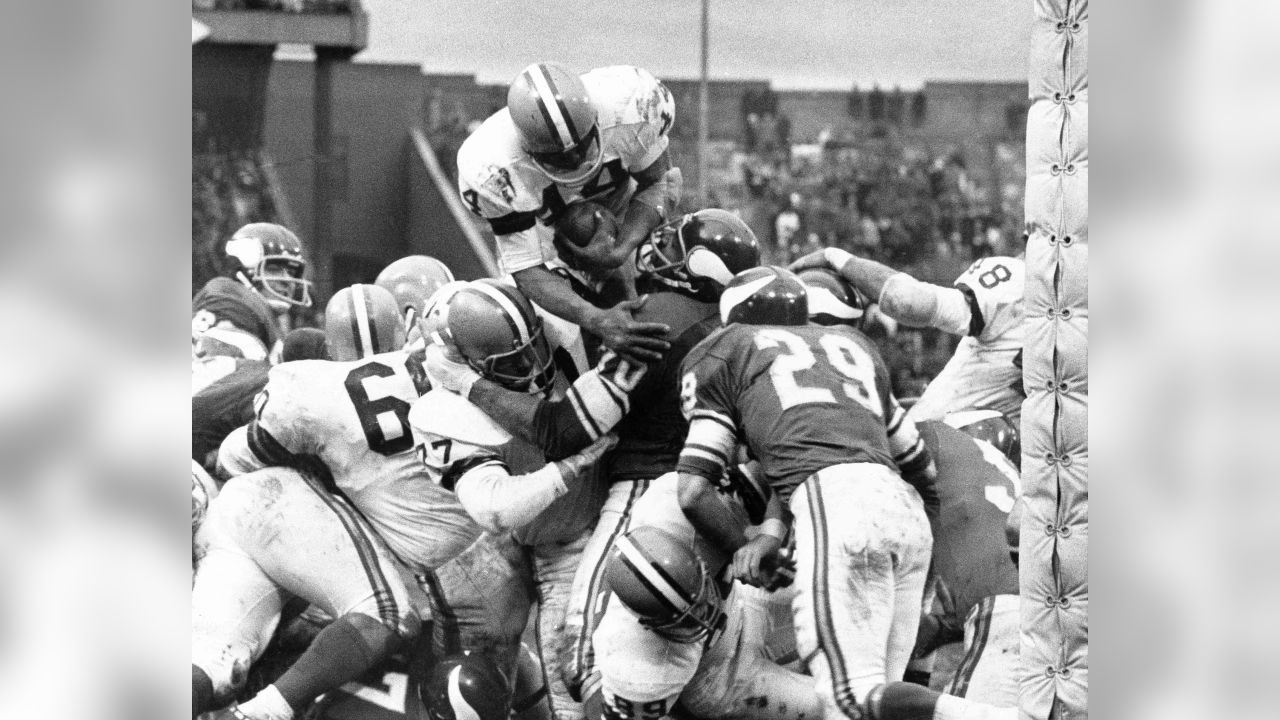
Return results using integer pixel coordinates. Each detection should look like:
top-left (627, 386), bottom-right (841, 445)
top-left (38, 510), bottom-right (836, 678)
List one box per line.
top-left (754, 329), bottom-right (881, 416)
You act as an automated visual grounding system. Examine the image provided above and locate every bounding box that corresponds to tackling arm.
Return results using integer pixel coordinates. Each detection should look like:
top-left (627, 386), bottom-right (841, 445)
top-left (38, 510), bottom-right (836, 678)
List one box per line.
top-left (792, 248), bottom-right (973, 336)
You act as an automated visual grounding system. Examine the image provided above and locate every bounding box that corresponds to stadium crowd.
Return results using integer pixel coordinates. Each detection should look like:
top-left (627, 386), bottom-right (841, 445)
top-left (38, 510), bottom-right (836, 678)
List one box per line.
top-left (192, 61), bottom-right (1029, 720)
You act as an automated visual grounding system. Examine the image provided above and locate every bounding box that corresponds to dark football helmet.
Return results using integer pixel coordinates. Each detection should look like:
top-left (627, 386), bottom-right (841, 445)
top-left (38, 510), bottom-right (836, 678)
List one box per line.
top-left (605, 526), bottom-right (725, 644)
top-left (637, 208), bottom-right (761, 302)
top-left (223, 222), bottom-right (313, 310)
top-left (719, 266), bottom-right (809, 326)
top-left (944, 409), bottom-right (1022, 470)
top-left (797, 266), bottom-right (868, 330)
top-left (417, 651), bottom-right (511, 720)
top-left (507, 62), bottom-right (602, 183)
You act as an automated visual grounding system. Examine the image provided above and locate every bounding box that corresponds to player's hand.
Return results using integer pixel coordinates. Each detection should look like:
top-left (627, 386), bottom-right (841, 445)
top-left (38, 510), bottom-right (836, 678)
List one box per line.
top-left (731, 533), bottom-right (784, 588)
top-left (554, 433), bottom-right (619, 483)
top-left (424, 342), bottom-right (481, 397)
top-left (788, 247), bottom-right (856, 277)
top-left (586, 296), bottom-right (671, 365)
top-left (557, 211), bottom-right (621, 271)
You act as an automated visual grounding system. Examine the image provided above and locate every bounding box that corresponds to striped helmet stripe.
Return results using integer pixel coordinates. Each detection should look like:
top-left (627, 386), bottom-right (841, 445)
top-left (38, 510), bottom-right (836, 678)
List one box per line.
top-left (469, 282), bottom-right (533, 344)
top-left (615, 535), bottom-right (692, 614)
top-left (349, 285), bottom-right (376, 358)
top-left (526, 64), bottom-right (579, 147)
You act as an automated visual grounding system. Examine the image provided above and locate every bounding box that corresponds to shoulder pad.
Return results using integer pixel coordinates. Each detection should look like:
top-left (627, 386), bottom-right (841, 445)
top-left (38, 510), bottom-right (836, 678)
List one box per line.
top-left (409, 389), bottom-right (512, 448)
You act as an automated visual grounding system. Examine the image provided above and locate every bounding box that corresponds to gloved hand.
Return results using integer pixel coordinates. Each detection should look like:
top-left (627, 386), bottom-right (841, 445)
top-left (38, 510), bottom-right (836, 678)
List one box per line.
top-left (554, 433), bottom-right (619, 484)
top-left (424, 342), bottom-right (481, 398)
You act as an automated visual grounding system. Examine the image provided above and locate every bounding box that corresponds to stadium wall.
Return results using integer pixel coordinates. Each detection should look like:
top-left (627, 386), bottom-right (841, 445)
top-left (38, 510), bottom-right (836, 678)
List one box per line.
top-left (1020, 0), bottom-right (1088, 718)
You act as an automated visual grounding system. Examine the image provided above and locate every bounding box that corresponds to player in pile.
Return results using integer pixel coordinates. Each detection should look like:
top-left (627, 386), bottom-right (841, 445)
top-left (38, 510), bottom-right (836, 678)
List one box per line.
top-left (790, 238), bottom-right (1026, 425)
top-left (422, 208), bottom-right (762, 716)
top-left (676, 266), bottom-right (939, 720)
top-left (193, 222), bottom-right (313, 392)
top-left (457, 62), bottom-right (681, 364)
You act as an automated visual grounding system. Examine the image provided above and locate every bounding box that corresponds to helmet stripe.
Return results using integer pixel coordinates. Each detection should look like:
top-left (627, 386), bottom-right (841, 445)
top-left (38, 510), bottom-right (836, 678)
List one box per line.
top-left (615, 535), bottom-right (692, 614)
top-left (467, 282), bottom-right (531, 344)
top-left (719, 273), bottom-right (777, 324)
top-left (526, 65), bottom-right (578, 147)
top-left (350, 284), bottom-right (378, 358)
top-left (446, 665), bottom-right (483, 720)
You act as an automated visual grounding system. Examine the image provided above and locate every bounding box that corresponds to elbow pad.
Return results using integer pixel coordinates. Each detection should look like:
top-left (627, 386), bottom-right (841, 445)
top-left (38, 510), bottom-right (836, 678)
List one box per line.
top-left (878, 274), bottom-right (972, 335)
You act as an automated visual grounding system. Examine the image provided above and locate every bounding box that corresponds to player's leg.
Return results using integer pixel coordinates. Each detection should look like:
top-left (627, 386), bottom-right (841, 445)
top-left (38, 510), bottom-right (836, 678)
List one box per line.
top-left (192, 481), bottom-right (288, 717)
top-left (418, 532), bottom-right (537, 711)
top-left (681, 583), bottom-right (821, 720)
top-left (533, 530), bottom-right (592, 720)
top-left (228, 469), bottom-right (421, 720)
top-left (560, 478), bottom-right (651, 704)
top-left (791, 470), bottom-right (901, 719)
top-left (884, 481), bottom-right (933, 684)
top-left (942, 594), bottom-right (1020, 707)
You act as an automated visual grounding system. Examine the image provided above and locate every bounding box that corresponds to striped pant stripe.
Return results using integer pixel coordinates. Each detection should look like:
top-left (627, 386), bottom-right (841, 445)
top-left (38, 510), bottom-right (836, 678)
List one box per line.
top-left (573, 478), bottom-right (651, 694)
top-left (419, 569), bottom-right (462, 654)
top-left (297, 471), bottom-right (400, 629)
top-left (806, 474), bottom-right (862, 718)
top-left (947, 595), bottom-right (996, 698)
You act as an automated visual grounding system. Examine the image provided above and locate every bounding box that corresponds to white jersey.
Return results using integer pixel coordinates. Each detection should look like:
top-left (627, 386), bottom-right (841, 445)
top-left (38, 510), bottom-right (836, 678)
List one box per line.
top-left (910, 256), bottom-right (1026, 425)
top-left (413, 305), bottom-right (606, 548)
top-left (227, 351), bottom-right (483, 572)
top-left (457, 65), bottom-right (675, 274)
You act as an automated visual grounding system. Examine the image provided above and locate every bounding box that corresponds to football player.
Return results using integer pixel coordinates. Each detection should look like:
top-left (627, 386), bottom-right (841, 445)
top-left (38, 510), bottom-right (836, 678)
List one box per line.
top-left (457, 62), bottom-right (681, 364)
top-left (676, 266), bottom-right (938, 720)
top-left (592, 475), bottom-right (821, 720)
top-left (914, 412), bottom-right (1022, 707)
top-left (192, 327), bottom-right (327, 470)
top-left (422, 209), bottom-right (762, 708)
top-left (410, 279), bottom-right (623, 720)
top-left (375, 255), bottom-right (457, 329)
top-left (193, 223), bottom-right (313, 391)
top-left (789, 243), bottom-right (1026, 424)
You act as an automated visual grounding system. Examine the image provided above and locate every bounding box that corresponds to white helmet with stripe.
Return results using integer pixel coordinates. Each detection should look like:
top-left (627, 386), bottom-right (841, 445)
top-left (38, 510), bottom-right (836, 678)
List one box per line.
top-left (323, 283), bottom-right (406, 361)
top-left (605, 526), bottom-right (725, 643)
top-left (507, 62), bottom-right (603, 183)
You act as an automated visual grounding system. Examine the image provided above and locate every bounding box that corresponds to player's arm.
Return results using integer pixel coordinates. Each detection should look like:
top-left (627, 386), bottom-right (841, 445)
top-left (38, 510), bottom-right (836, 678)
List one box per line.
top-left (429, 434), bottom-right (617, 534)
top-left (512, 267), bottom-right (671, 364)
top-left (789, 248), bottom-right (972, 336)
top-left (573, 150), bottom-right (680, 271)
top-left (885, 395), bottom-right (940, 526)
top-left (676, 408), bottom-right (748, 553)
top-left (429, 343), bottom-right (648, 460)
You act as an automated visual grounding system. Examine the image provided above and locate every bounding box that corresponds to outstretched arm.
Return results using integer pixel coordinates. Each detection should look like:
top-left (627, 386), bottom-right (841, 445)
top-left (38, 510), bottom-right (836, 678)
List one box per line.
top-left (790, 247), bottom-right (973, 336)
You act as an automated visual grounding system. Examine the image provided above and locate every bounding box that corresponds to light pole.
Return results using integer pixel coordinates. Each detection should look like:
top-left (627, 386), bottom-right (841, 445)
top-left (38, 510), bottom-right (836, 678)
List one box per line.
top-left (698, 0), bottom-right (709, 204)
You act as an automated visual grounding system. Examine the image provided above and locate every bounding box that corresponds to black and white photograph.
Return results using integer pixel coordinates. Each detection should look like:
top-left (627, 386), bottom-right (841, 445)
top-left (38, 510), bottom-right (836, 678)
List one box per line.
top-left (189, 2), bottom-right (1085, 719)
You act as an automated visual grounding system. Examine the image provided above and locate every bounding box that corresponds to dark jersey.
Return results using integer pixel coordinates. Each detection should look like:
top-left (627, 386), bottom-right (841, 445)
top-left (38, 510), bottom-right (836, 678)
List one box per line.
top-left (192, 277), bottom-right (280, 351)
top-left (677, 323), bottom-right (923, 503)
top-left (919, 420), bottom-right (1020, 617)
top-left (606, 292), bottom-right (720, 482)
top-left (192, 359), bottom-right (270, 464)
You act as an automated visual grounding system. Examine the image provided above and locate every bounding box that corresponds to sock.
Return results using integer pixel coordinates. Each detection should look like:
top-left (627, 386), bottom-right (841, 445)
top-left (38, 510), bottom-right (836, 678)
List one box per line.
top-left (273, 613), bottom-right (395, 711)
top-left (236, 684), bottom-right (294, 720)
top-left (192, 665), bottom-right (215, 718)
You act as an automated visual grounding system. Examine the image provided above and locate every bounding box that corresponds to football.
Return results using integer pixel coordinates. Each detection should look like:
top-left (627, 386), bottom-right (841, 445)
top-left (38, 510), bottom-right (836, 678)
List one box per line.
top-left (555, 201), bottom-right (619, 247)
